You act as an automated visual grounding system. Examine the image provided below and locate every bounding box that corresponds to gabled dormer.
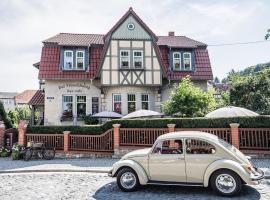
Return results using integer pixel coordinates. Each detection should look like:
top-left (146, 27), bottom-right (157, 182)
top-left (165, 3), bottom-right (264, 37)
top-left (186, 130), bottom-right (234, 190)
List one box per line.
top-left (98, 7), bottom-right (165, 86)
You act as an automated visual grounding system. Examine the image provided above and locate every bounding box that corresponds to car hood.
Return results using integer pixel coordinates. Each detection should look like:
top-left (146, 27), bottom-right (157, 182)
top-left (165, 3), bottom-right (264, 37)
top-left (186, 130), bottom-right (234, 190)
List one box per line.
top-left (121, 148), bottom-right (151, 160)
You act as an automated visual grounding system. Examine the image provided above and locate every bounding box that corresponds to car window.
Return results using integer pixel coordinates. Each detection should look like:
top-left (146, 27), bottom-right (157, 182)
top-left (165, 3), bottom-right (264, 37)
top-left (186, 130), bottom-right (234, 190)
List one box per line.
top-left (152, 139), bottom-right (183, 155)
top-left (186, 139), bottom-right (216, 154)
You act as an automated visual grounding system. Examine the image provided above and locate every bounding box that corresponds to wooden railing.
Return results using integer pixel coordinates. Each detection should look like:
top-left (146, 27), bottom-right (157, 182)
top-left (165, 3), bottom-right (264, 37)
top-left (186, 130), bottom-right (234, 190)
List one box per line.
top-left (26, 134), bottom-right (64, 150)
top-left (69, 129), bottom-right (113, 152)
top-left (120, 128), bottom-right (168, 146)
top-left (239, 128), bottom-right (270, 150)
top-left (176, 128), bottom-right (231, 143)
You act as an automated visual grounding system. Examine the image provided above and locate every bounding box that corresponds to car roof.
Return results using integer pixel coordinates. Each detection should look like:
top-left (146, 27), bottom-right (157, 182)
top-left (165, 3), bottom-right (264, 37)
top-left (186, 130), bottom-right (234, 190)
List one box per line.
top-left (157, 131), bottom-right (219, 141)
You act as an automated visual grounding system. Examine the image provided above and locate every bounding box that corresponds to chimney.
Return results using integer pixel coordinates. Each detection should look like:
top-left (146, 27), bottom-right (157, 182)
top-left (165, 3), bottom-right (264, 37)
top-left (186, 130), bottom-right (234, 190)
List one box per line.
top-left (168, 31), bottom-right (175, 36)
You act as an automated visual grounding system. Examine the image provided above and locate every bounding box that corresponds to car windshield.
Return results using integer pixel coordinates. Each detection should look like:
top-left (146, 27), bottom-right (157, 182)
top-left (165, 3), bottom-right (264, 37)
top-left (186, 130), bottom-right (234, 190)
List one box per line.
top-left (218, 138), bottom-right (233, 150)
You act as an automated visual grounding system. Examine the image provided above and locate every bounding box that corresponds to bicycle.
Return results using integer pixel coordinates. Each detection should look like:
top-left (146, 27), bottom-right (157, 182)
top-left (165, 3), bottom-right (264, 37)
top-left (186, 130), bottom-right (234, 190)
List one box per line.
top-left (24, 141), bottom-right (55, 161)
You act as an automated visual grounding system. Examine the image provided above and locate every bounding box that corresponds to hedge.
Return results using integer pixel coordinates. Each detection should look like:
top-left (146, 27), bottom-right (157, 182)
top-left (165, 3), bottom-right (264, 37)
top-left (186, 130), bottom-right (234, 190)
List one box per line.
top-left (26, 116), bottom-right (270, 135)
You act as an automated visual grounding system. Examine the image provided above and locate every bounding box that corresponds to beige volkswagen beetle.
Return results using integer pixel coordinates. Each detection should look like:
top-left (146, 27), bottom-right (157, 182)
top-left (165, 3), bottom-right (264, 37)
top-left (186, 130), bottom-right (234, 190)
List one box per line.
top-left (109, 131), bottom-right (264, 196)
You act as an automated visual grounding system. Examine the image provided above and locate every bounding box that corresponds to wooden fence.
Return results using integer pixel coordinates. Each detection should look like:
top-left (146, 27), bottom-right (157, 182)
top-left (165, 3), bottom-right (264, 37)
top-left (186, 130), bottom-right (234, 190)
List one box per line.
top-left (26, 134), bottom-right (64, 150)
top-left (239, 128), bottom-right (270, 150)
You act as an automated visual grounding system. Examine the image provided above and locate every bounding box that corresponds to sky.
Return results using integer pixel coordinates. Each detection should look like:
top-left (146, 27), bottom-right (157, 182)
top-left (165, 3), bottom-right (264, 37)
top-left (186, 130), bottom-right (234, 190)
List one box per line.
top-left (0, 0), bottom-right (269, 92)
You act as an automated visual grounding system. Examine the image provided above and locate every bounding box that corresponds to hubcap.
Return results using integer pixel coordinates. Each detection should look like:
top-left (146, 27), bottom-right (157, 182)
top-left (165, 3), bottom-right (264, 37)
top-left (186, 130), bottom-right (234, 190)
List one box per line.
top-left (120, 172), bottom-right (136, 189)
top-left (216, 174), bottom-right (236, 194)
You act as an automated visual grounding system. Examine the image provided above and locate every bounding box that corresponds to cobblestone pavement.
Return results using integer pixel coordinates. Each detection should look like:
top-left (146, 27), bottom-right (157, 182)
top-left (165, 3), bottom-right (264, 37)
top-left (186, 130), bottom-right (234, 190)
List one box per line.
top-left (0, 172), bottom-right (270, 200)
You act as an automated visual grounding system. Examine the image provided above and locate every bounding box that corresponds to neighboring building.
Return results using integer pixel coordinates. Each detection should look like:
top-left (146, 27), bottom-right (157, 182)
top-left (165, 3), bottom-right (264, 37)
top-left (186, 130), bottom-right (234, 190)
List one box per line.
top-left (0, 92), bottom-right (18, 112)
top-left (15, 90), bottom-right (37, 106)
top-left (35, 8), bottom-right (213, 125)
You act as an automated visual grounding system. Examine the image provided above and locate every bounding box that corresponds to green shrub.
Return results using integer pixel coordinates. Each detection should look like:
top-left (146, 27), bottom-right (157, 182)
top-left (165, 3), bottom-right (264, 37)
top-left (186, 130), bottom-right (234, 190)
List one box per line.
top-left (0, 101), bottom-right (13, 128)
top-left (84, 115), bottom-right (99, 125)
top-left (26, 116), bottom-right (270, 135)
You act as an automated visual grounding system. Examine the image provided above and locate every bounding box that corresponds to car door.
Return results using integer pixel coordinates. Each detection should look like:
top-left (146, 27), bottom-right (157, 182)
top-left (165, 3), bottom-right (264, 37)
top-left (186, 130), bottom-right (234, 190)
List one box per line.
top-left (148, 139), bottom-right (186, 182)
top-left (184, 138), bottom-right (219, 184)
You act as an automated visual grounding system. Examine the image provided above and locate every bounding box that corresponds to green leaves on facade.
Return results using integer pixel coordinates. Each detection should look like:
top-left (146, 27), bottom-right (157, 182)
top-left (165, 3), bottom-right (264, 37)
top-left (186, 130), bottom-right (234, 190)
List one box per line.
top-left (162, 77), bottom-right (216, 117)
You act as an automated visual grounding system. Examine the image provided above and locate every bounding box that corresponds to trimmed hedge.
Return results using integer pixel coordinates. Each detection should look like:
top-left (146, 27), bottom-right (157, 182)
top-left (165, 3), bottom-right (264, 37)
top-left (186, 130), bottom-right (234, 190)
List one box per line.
top-left (26, 116), bottom-right (270, 135)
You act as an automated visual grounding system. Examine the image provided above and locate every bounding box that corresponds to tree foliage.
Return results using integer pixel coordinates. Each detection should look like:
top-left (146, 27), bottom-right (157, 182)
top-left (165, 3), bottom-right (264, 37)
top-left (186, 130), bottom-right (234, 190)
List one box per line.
top-left (0, 101), bottom-right (12, 128)
top-left (230, 69), bottom-right (270, 114)
top-left (7, 106), bottom-right (31, 127)
top-left (162, 77), bottom-right (216, 117)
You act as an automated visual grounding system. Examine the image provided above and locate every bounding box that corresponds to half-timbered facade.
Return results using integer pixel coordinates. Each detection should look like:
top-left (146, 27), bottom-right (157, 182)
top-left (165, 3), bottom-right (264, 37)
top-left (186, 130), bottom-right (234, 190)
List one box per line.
top-left (35, 8), bottom-right (213, 125)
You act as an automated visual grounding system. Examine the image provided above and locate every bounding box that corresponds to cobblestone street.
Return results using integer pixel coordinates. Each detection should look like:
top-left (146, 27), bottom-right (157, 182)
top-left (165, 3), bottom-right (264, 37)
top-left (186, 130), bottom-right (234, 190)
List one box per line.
top-left (0, 172), bottom-right (270, 200)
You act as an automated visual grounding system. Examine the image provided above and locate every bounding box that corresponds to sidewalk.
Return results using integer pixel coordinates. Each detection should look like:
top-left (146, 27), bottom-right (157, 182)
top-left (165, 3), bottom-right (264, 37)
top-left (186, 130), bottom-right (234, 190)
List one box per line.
top-left (0, 157), bottom-right (269, 178)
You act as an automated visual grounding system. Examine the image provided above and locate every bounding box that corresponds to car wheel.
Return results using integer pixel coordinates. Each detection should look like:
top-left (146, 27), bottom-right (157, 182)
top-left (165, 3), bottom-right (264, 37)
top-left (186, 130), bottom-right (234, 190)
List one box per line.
top-left (116, 168), bottom-right (140, 192)
top-left (211, 169), bottom-right (242, 196)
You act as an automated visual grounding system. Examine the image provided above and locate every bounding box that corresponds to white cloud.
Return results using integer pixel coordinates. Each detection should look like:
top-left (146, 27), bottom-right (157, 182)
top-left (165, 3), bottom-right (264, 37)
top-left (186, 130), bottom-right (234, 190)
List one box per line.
top-left (0, 0), bottom-right (269, 92)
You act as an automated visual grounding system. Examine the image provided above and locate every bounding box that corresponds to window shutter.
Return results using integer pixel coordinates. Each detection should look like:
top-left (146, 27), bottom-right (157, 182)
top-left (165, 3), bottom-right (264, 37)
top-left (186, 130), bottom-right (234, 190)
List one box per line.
top-left (191, 51), bottom-right (196, 71)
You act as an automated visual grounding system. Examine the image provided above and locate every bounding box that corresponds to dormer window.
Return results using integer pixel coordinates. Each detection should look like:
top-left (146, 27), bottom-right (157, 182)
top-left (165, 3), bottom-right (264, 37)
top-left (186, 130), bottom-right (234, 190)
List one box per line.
top-left (133, 50), bottom-right (143, 68)
top-left (173, 52), bottom-right (181, 70)
top-left (64, 50), bottom-right (73, 69)
top-left (120, 50), bottom-right (130, 68)
top-left (183, 52), bottom-right (192, 70)
top-left (76, 51), bottom-right (85, 69)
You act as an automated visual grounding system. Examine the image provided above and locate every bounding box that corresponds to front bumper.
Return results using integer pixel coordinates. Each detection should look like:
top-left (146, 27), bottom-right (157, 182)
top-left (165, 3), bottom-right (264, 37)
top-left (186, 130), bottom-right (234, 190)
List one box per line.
top-left (108, 169), bottom-right (113, 177)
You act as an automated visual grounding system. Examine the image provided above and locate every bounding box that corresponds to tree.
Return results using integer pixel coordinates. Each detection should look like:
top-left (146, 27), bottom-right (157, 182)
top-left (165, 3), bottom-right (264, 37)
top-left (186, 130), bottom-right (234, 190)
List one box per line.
top-left (0, 101), bottom-right (12, 128)
top-left (7, 106), bottom-right (31, 127)
top-left (162, 77), bottom-right (216, 117)
top-left (230, 69), bottom-right (270, 114)
top-left (265, 29), bottom-right (270, 40)
top-left (217, 91), bottom-right (230, 108)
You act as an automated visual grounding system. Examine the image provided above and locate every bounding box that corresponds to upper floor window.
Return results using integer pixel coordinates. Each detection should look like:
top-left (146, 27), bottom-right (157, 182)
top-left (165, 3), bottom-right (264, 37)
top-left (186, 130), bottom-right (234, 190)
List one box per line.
top-left (183, 52), bottom-right (192, 70)
top-left (133, 50), bottom-right (143, 68)
top-left (120, 50), bottom-right (130, 68)
top-left (76, 51), bottom-right (85, 69)
top-left (173, 52), bottom-right (181, 70)
top-left (64, 51), bottom-right (73, 69)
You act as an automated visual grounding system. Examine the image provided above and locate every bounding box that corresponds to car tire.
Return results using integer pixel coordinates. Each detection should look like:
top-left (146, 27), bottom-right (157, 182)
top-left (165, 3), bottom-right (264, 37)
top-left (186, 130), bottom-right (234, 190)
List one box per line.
top-left (210, 169), bottom-right (242, 196)
top-left (116, 168), bottom-right (140, 192)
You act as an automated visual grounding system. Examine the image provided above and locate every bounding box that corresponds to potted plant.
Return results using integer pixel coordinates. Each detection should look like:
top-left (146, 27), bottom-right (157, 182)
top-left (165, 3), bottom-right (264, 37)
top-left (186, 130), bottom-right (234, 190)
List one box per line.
top-left (11, 144), bottom-right (25, 160)
top-left (0, 147), bottom-right (11, 157)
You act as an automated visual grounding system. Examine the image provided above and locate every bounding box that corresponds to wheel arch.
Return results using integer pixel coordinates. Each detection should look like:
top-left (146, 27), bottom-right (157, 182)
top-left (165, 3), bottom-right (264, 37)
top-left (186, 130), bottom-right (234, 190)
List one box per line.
top-left (112, 159), bottom-right (149, 185)
top-left (203, 159), bottom-right (250, 187)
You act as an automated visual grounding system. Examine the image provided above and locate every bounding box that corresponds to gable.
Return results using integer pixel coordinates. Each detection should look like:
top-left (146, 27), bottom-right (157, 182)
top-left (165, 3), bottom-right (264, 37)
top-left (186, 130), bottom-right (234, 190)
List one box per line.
top-left (111, 15), bottom-right (151, 40)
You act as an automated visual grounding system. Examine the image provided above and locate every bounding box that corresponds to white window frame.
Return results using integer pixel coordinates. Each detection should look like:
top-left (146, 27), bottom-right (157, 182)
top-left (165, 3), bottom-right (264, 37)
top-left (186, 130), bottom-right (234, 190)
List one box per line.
top-left (112, 94), bottom-right (122, 113)
top-left (120, 50), bottom-right (130, 68)
top-left (173, 52), bottom-right (181, 71)
top-left (76, 95), bottom-right (86, 118)
top-left (127, 94), bottom-right (136, 113)
top-left (133, 50), bottom-right (143, 69)
top-left (76, 50), bottom-right (85, 70)
top-left (62, 95), bottom-right (73, 117)
top-left (141, 94), bottom-right (149, 110)
top-left (64, 50), bottom-right (73, 70)
top-left (183, 52), bottom-right (192, 70)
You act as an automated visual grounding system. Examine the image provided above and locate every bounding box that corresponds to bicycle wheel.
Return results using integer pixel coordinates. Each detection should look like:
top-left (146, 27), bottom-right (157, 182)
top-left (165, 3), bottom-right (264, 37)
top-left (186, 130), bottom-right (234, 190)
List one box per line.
top-left (43, 148), bottom-right (55, 160)
top-left (24, 148), bottom-right (33, 161)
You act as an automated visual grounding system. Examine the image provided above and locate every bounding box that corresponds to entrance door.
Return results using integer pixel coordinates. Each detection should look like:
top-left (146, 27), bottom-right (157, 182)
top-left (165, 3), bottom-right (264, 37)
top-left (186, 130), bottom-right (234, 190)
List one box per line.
top-left (148, 139), bottom-right (186, 182)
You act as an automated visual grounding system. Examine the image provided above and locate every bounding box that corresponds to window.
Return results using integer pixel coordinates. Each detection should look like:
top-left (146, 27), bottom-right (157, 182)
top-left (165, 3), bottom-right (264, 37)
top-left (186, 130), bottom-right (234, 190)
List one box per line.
top-left (62, 96), bottom-right (73, 118)
top-left (76, 51), bottom-right (85, 69)
top-left (92, 97), bottom-right (99, 114)
top-left (141, 94), bottom-right (149, 110)
top-left (133, 50), bottom-right (143, 68)
top-left (120, 50), bottom-right (130, 68)
top-left (186, 139), bottom-right (216, 154)
top-left (183, 52), bottom-right (192, 70)
top-left (76, 96), bottom-right (86, 119)
top-left (113, 94), bottom-right (122, 114)
top-left (173, 52), bottom-right (181, 70)
top-left (127, 94), bottom-right (136, 113)
top-left (64, 51), bottom-right (73, 69)
top-left (152, 139), bottom-right (183, 154)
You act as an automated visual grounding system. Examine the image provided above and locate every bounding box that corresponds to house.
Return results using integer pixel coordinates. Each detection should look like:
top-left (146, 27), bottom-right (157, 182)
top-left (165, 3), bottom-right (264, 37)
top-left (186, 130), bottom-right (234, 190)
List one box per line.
top-left (15, 90), bottom-right (37, 107)
top-left (35, 8), bottom-right (213, 125)
top-left (0, 92), bottom-right (18, 112)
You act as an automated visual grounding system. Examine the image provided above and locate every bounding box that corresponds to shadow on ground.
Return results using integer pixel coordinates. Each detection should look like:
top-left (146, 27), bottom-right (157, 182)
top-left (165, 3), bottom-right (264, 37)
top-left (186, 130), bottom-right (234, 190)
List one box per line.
top-left (93, 182), bottom-right (261, 200)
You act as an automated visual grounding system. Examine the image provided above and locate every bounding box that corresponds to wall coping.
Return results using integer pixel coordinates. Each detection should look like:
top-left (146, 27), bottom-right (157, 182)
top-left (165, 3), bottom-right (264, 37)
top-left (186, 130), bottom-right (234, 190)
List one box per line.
top-left (63, 131), bottom-right (71, 134)
top-left (230, 123), bottom-right (240, 128)
top-left (167, 124), bottom-right (176, 128)
top-left (113, 124), bottom-right (121, 128)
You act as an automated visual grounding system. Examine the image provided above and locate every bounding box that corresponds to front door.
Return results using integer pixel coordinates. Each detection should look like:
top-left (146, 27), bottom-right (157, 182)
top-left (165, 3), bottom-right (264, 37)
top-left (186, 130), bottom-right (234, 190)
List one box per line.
top-left (148, 139), bottom-right (186, 182)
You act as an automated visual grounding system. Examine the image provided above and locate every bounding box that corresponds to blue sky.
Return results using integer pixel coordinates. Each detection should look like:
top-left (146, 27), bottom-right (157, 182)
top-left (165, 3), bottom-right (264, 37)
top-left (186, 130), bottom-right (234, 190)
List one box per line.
top-left (0, 0), bottom-right (269, 92)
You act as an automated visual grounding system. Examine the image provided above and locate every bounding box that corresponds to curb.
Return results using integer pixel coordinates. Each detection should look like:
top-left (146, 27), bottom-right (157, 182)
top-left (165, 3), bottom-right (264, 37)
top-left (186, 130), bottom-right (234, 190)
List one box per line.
top-left (0, 169), bottom-right (110, 174)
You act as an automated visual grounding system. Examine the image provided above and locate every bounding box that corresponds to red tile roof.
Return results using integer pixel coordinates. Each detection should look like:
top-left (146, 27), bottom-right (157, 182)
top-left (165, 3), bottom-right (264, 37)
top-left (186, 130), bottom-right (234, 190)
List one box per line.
top-left (29, 90), bottom-right (44, 106)
top-left (15, 90), bottom-right (37, 104)
top-left (157, 36), bottom-right (207, 48)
